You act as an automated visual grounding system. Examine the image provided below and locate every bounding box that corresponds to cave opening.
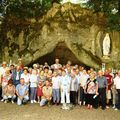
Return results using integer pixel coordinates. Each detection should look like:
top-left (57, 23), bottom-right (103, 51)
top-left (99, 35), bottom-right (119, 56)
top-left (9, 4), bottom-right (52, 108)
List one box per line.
top-left (30, 42), bottom-right (90, 69)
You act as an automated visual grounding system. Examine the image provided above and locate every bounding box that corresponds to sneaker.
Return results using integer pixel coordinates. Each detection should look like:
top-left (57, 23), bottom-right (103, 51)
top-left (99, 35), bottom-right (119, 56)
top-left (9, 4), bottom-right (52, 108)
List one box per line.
top-left (31, 100), bottom-right (34, 104)
top-left (106, 106), bottom-right (110, 109)
top-left (79, 101), bottom-right (82, 106)
top-left (34, 100), bottom-right (37, 103)
top-left (112, 105), bottom-right (115, 109)
top-left (11, 100), bottom-right (14, 104)
top-left (114, 108), bottom-right (118, 111)
top-left (1, 99), bottom-right (4, 102)
top-left (83, 101), bottom-right (86, 106)
top-left (4, 100), bottom-right (7, 103)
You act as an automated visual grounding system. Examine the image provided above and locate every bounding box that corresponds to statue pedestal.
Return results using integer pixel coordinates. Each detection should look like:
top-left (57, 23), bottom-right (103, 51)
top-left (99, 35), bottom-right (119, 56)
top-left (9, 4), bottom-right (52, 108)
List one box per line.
top-left (102, 55), bottom-right (110, 59)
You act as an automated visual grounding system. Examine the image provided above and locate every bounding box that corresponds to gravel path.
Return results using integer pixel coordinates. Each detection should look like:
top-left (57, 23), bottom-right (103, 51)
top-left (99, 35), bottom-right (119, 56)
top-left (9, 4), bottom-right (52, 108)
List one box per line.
top-left (0, 102), bottom-right (120, 120)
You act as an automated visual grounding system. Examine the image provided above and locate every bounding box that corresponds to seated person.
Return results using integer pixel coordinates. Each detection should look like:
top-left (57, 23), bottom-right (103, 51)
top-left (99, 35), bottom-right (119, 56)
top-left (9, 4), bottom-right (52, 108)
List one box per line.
top-left (3, 79), bottom-right (16, 103)
top-left (16, 78), bottom-right (29, 105)
top-left (40, 80), bottom-right (52, 107)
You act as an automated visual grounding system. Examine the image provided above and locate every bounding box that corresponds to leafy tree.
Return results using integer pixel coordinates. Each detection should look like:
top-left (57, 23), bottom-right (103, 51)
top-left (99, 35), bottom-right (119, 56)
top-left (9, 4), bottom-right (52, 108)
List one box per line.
top-left (86, 0), bottom-right (120, 31)
top-left (0, 0), bottom-right (61, 18)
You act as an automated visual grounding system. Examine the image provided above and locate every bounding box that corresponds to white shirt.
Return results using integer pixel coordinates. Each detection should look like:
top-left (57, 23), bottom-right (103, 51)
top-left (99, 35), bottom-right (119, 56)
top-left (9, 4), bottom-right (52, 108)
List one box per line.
top-left (30, 74), bottom-right (38, 87)
top-left (52, 76), bottom-right (60, 89)
top-left (21, 73), bottom-right (30, 83)
top-left (80, 74), bottom-right (89, 87)
top-left (114, 76), bottom-right (120, 89)
top-left (0, 67), bottom-right (6, 76)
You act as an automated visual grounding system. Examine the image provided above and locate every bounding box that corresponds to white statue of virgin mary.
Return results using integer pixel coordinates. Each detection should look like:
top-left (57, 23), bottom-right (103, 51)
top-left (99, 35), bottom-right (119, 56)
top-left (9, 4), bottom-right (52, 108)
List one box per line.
top-left (103, 33), bottom-right (111, 58)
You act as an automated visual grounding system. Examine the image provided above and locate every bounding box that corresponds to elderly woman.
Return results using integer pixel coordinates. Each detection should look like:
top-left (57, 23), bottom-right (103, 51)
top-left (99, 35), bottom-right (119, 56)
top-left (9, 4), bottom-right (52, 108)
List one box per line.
top-left (84, 73), bottom-right (98, 109)
top-left (3, 79), bottom-right (16, 103)
top-left (1, 67), bottom-right (12, 102)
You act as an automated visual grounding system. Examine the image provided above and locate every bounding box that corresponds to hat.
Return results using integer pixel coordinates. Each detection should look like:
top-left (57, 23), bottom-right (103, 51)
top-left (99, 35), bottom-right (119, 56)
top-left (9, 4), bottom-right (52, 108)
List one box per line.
top-left (33, 64), bottom-right (37, 68)
top-left (18, 58), bottom-right (22, 61)
top-left (2, 61), bottom-right (7, 65)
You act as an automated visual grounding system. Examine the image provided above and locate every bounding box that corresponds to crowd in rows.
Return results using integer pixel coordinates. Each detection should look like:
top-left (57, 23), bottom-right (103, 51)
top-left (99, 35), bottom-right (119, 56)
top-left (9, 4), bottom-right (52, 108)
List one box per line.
top-left (0, 58), bottom-right (120, 110)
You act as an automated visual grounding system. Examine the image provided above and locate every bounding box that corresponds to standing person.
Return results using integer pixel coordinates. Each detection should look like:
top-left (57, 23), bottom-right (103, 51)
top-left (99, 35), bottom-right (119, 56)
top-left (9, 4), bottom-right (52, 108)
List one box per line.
top-left (1, 67), bottom-right (12, 102)
top-left (12, 66), bottom-right (23, 87)
top-left (21, 68), bottom-right (30, 86)
top-left (113, 70), bottom-right (120, 110)
top-left (16, 78), bottom-right (29, 106)
top-left (75, 68), bottom-right (81, 104)
top-left (60, 70), bottom-right (71, 110)
top-left (79, 70), bottom-right (89, 106)
top-left (0, 61), bottom-right (7, 76)
top-left (52, 71), bottom-right (60, 105)
top-left (70, 72), bottom-right (78, 105)
top-left (104, 70), bottom-right (113, 107)
top-left (37, 81), bottom-right (43, 103)
top-left (51, 58), bottom-right (62, 70)
top-left (96, 70), bottom-right (108, 110)
top-left (3, 79), bottom-right (16, 103)
top-left (30, 70), bottom-right (38, 103)
top-left (85, 73), bottom-right (98, 109)
top-left (40, 80), bottom-right (52, 107)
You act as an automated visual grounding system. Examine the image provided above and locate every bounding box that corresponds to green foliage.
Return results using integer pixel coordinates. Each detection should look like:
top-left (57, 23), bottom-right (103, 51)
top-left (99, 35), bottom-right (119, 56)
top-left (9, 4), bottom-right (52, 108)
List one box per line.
top-left (1, 0), bottom-right (59, 18)
top-left (87, 0), bottom-right (120, 31)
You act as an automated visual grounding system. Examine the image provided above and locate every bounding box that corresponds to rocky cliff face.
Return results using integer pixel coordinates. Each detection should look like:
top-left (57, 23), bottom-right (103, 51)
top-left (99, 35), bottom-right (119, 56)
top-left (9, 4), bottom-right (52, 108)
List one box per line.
top-left (0, 3), bottom-right (120, 69)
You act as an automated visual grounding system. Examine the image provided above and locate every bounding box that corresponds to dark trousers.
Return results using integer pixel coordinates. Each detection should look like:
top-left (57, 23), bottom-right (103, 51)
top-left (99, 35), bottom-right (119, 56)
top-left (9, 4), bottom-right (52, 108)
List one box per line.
top-left (70, 91), bottom-right (77, 105)
top-left (116, 89), bottom-right (120, 109)
top-left (80, 86), bottom-right (85, 102)
top-left (86, 94), bottom-right (94, 105)
top-left (98, 88), bottom-right (106, 109)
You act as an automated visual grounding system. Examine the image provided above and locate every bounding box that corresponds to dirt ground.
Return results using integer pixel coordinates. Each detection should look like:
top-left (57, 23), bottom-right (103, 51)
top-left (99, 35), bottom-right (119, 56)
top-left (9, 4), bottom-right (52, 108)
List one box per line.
top-left (0, 102), bottom-right (120, 120)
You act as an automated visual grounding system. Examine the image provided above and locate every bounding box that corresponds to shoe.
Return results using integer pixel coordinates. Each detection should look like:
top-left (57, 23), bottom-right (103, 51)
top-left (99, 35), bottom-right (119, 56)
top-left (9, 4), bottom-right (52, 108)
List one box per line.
top-left (79, 101), bottom-right (82, 106)
top-left (31, 100), bottom-right (34, 104)
top-left (11, 100), bottom-right (14, 104)
top-left (112, 105), bottom-right (115, 109)
top-left (1, 99), bottom-right (4, 102)
top-left (4, 100), bottom-right (7, 103)
top-left (83, 101), bottom-right (86, 106)
top-left (106, 106), bottom-right (109, 109)
top-left (34, 100), bottom-right (37, 103)
top-left (114, 108), bottom-right (118, 111)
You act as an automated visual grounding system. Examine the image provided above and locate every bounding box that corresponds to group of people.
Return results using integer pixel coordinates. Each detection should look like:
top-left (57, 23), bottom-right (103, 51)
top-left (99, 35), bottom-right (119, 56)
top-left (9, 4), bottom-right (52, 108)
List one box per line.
top-left (0, 58), bottom-right (120, 111)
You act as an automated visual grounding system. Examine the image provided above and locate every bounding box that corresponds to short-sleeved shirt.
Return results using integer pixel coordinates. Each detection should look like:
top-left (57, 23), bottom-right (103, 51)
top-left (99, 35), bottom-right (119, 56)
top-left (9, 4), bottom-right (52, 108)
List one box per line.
top-left (16, 84), bottom-right (28, 96)
top-left (104, 74), bottom-right (112, 90)
top-left (96, 76), bottom-right (108, 88)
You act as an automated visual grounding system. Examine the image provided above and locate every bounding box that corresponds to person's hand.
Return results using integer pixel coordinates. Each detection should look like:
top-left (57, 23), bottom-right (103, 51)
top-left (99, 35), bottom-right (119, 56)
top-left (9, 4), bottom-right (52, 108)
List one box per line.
top-left (19, 96), bottom-right (23, 100)
top-left (96, 92), bottom-right (99, 95)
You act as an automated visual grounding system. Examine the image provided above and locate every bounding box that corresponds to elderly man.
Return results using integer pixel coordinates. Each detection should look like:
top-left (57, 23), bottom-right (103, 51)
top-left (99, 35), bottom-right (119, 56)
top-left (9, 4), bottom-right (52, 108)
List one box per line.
top-left (16, 78), bottom-right (29, 105)
top-left (96, 70), bottom-right (108, 110)
top-left (114, 70), bottom-right (120, 110)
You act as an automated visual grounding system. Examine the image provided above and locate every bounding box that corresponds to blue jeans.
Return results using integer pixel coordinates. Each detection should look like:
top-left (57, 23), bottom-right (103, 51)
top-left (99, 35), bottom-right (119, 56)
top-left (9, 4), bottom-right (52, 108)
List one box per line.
top-left (30, 87), bottom-right (37, 100)
top-left (3, 95), bottom-right (16, 100)
top-left (52, 89), bottom-right (60, 103)
top-left (40, 99), bottom-right (48, 106)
